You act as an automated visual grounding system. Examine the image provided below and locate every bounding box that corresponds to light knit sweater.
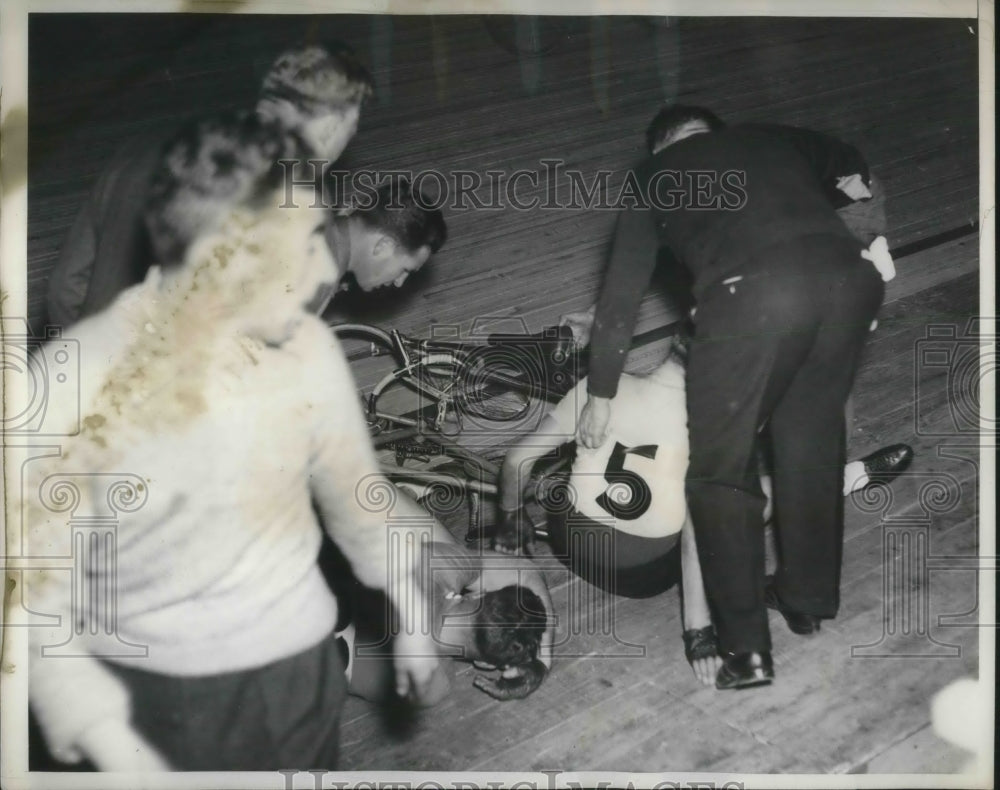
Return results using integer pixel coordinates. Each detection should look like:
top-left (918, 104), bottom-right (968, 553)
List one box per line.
top-left (546, 361), bottom-right (689, 539)
top-left (27, 269), bottom-right (395, 760)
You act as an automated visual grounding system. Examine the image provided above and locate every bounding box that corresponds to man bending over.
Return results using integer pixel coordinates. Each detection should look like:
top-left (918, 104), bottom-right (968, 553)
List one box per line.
top-left (496, 339), bottom-right (911, 687)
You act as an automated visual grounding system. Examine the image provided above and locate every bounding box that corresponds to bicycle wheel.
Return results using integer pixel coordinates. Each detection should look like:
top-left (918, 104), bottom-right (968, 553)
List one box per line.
top-left (331, 323), bottom-right (463, 432)
top-left (331, 323), bottom-right (406, 430)
top-left (332, 323), bottom-right (397, 361)
top-left (456, 344), bottom-right (537, 421)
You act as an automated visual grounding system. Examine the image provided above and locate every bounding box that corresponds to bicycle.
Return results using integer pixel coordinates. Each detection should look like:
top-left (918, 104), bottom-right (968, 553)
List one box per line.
top-left (331, 321), bottom-right (580, 540)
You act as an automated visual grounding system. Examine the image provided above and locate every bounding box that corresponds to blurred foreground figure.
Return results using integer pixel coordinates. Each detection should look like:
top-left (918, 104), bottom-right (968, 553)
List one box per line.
top-left (25, 113), bottom-right (443, 771)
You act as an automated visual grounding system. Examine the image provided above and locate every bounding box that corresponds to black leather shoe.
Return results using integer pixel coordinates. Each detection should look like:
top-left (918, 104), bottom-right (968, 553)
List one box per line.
top-left (764, 578), bottom-right (821, 635)
top-left (715, 651), bottom-right (774, 690)
top-left (861, 443), bottom-right (914, 482)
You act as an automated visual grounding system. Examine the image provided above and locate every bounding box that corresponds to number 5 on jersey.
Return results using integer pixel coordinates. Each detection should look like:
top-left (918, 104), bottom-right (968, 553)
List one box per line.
top-left (595, 442), bottom-right (658, 520)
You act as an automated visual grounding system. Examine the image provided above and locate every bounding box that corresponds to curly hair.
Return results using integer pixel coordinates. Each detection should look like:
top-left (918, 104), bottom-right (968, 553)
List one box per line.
top-left (144, 111), bottom-right (293, 265)
top-left (259, 41), bottom-right (374, 113)
top-left (474, 584), bottom-right (547, 668)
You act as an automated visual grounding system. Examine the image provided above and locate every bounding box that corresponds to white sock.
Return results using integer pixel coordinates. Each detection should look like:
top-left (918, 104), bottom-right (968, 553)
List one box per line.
top-left (843, 460), bottom-right (868, 495)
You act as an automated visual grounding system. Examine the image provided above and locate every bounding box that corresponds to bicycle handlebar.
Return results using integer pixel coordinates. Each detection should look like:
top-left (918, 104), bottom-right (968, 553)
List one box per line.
top-left (485, 324), bottom-right (574, 348)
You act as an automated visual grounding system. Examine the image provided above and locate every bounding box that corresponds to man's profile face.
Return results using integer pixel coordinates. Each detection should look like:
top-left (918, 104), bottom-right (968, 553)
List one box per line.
top-left (353, 233), bottom-right (431, 292)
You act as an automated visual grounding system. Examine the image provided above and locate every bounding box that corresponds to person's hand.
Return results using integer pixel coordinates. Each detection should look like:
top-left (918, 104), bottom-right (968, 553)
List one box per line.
top-left (559, 305), bottom-right (597, 349)
top-left (836, 173), bottom-right (872, 201)
top-left (860, 235), bottom-right (895, 282)
top-left (491, 506), bottom-right (532, 555)
top-left (577, 395), bottom-right (611, 448)
top-left (683, 626), bottom-right (721, 688)
top-left (393, 629), bottom-right (443, 702)
top-left (690, 650), bottom-right (723, 688)
top-left (75, 719), bottom-right (172, 772)
top-left (410, 662), bottom-right (452, 707)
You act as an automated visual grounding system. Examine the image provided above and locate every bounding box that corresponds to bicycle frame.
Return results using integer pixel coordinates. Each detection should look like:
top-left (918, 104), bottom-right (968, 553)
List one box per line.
top-left (332, 322), bottom-right (579, 538)
top-left (334, 323), bottom-right (462, 434)
top-left (334, 322), bottom-right (562, 435)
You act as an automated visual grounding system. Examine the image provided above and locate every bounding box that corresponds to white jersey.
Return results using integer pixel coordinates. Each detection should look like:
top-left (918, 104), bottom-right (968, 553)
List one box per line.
top-left (546, 360), bottom-right (688, 539)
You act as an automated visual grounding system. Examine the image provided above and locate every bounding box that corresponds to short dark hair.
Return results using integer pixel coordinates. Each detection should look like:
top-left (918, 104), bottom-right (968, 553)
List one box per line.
top-left (145, 111), bottom-right (291, 265)
top-left (259, 41), bottom-right (374, 113)
top-left (645, 104), bottom-right (725, 153)
top-left (474, 584), bottom-right (547, 669)
top-left (354, 178), bottom-right (447, 254)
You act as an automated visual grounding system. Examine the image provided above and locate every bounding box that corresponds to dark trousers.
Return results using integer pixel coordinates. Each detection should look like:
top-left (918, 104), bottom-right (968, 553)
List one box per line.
top-left (685, 234), bottom-right (884, 655)
top-left (106, 630), bottom-right (348, 771)
top-left (547, 504), bottom-right (682, 599)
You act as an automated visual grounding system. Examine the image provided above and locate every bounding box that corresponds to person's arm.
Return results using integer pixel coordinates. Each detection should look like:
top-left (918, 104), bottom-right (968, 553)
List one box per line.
top-left (74, 720), bottom-right (172, 771)
top-left (46, 195), bottom-right (100, 328)
top-left (27, 579), bottom-right (169, 769)
top-left (677, 509), bottom-right (721, 686)
top-left (25, 502), bottom-right (170, 769)
top-left (560, 247), bottom-right (692, 348)
top-left (836, 173), bottom-right (887, 245)
top-left (496, 398), bottom-right (577, 552)
top-left (78, 143), bottom-right (162, 319)
top-left (48, 138), bottom-right (161, 327)
top-left (579, 201), bottom-right (660, 447)
top-left (679, 510), bottom-right (711, 632)
top-left (499, 408), bottom-right (585, 511)
top-left (342, 522), bottom-right (465, 707)
top-left (749, 123), bottom-right (871, 207)
top-left (499, 416), bottom-right (570, 511)
top-left (23, 330), bottom-right (170, 769)
top-left (306, 321), bottom-right (442, 699)
top-left (587, 205), bottom-right (661, 399)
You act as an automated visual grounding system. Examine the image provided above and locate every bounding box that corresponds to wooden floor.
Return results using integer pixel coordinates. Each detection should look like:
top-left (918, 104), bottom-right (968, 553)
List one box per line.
top-left (336, 236), bottom-right (982, 775)
top-left (27, 16), bottom-right (977, 336)
top-left (23, 12), bottom-right (983, 778)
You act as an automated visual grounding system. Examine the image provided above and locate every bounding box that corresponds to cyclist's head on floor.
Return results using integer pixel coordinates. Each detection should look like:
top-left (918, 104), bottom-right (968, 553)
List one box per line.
top-left (473, 584), bottom-right (548, 666)
top-left (471, 584), bottom-right (549, 700)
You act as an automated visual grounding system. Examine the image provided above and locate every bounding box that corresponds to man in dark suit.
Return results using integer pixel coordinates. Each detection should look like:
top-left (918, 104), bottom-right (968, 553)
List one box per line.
top-left (577, 106), bottom-right (887, 689)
